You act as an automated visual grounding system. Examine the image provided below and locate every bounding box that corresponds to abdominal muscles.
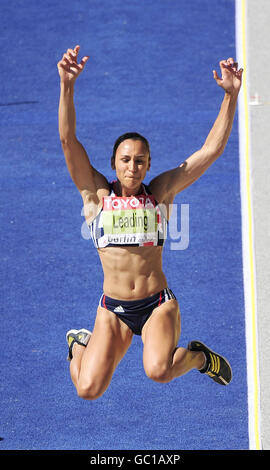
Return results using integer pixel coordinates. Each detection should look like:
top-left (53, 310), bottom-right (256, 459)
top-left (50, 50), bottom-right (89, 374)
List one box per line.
top-left (98, 245), bottom-right (167, 300)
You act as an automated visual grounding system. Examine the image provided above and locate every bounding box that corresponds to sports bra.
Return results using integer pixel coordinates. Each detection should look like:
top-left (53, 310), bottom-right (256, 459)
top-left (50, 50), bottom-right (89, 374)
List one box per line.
top-left (88, 181), bottom-right (167, 248)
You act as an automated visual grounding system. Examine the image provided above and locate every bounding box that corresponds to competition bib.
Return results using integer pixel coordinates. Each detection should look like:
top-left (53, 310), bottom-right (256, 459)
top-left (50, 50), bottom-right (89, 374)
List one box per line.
top-left (101, 194), bottom-right (162, 246)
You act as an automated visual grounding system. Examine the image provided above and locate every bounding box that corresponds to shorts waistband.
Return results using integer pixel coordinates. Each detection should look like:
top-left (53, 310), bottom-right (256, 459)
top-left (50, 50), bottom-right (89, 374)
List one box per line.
top-left (99, 287), bottom-right (176, 310)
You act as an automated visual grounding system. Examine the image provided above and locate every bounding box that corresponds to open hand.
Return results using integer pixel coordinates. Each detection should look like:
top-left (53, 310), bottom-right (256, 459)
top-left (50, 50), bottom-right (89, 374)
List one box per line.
top-left (57, 45), bottom-right (89, 84)
top-left (213, 58), bottom-right (243, 95)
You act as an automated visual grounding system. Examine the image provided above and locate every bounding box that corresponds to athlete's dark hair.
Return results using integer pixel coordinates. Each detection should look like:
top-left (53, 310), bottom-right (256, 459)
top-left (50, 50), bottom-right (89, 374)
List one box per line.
top-left (111, 132), bottom-right (150, 169)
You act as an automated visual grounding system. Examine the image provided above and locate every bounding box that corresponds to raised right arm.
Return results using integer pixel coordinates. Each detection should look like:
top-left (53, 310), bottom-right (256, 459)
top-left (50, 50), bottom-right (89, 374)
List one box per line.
top-left (57, 46), bottom-right (108, 208)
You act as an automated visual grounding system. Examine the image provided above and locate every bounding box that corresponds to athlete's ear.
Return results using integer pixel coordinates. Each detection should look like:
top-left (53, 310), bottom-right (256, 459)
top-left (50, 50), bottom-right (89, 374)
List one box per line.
top-left (147, 156), bottom-right (151, 171)
top-left (111, 156), bottom-right (116, 170)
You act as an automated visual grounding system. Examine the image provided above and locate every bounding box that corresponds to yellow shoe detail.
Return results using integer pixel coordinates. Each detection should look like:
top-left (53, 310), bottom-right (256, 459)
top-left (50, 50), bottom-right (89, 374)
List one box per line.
top-left (207, 371), bottom-right (215, 378)
top-left (68, 336), bottom-right (74, 347)
top-left (209, 353), bottom-right (220, 374)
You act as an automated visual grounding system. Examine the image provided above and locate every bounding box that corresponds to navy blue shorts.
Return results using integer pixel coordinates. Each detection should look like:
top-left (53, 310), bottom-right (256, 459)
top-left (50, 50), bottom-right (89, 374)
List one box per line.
top-left (99, 287), bottom-right (176, 335)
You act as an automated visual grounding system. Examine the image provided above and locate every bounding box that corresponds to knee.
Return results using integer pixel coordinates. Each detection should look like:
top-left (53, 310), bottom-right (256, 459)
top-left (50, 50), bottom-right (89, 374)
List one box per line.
top-left (76, 379), bottom-right (106, 401)
top-left (144, 360), bottom-right (172, 384)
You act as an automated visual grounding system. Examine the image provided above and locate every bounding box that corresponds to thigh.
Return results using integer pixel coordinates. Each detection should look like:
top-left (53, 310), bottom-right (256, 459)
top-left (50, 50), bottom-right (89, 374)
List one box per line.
top-left (79, 305), bottom-right (133, 385)
top-left (141, 299), bottom-right (181, 367)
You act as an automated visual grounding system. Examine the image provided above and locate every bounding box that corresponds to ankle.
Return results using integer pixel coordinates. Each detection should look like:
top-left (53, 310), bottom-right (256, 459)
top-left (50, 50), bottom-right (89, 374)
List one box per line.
top-left (197, 351), bottom-right (207, 371)
top-left (72, 342), bottom-right (85, 357)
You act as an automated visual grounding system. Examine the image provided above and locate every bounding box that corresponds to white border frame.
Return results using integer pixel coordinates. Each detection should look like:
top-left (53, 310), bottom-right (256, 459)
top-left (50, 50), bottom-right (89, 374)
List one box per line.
top-left (235, 0), bottom-right (261, 450)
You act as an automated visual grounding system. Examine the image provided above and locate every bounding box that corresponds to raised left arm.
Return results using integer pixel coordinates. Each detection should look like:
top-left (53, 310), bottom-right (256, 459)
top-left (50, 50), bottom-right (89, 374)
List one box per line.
top-left (149, 58), bottom-right (243, 203)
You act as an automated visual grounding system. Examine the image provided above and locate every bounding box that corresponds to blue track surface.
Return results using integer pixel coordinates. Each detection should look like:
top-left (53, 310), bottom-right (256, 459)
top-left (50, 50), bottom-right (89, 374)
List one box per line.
top-left (0, 0), bottom-right (249, 450)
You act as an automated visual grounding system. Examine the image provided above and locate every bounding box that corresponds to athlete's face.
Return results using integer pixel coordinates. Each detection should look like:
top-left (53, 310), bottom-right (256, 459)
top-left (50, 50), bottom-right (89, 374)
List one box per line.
top-left (114, 139), bottom-right (150, 191)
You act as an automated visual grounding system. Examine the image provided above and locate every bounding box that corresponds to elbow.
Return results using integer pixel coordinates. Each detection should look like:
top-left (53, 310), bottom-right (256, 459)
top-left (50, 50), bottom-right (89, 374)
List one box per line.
top-left (60, 137), bottom-right (67, 147)
top-left (60, 137), bottom-right (69, 148)
top-left (59, 135), bottom-right (77, 147)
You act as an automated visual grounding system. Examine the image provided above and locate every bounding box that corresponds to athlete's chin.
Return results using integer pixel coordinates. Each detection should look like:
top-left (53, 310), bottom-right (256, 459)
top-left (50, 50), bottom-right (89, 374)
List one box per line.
top-left (124, 177), bottom-right (141, 186)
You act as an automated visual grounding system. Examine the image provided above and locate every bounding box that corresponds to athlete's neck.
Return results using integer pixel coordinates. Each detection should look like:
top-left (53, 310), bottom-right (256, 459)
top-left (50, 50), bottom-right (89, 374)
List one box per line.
top-left (115, 180), bottom-right (144, 197)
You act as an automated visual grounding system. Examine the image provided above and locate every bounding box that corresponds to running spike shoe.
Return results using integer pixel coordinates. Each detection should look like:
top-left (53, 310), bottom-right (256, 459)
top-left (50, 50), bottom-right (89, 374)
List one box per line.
top-left (188, 340), bottom-right (232, 385)
top-left (66, 328), bottom-right (92, 361)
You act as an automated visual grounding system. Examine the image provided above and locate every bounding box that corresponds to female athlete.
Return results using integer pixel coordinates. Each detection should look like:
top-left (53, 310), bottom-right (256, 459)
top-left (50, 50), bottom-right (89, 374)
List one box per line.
top-left (57, 45), bottom-right (243, 400)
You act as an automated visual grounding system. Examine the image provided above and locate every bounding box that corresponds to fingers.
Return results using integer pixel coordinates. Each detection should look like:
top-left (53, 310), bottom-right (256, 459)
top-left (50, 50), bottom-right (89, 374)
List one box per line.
top-left (216, 58), bottom-right (243, 84)
top-left (79, 55), bottom-right (90, 68)
top-left (58, 45), bottom-right (89, 75)
top-left (219, 57), bottom-right (242, 73)
top-left (62, 47), bottom-right (79, 67)
top-left (213, 57), bottom-right (244, 93)
top-left (227, 57), bottom-right (237, 68)
top-left (212, 69), bottom-right (222, 85)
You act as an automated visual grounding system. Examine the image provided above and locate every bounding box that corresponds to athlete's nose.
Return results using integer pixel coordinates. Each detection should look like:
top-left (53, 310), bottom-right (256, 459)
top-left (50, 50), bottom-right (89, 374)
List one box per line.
top-left (128, 160), bottom-right (137, 172)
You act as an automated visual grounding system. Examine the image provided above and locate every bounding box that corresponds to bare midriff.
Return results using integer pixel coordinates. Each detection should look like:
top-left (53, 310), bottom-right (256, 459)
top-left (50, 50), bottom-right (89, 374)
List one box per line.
top-left (98, 245), bottom-right (167, 300)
